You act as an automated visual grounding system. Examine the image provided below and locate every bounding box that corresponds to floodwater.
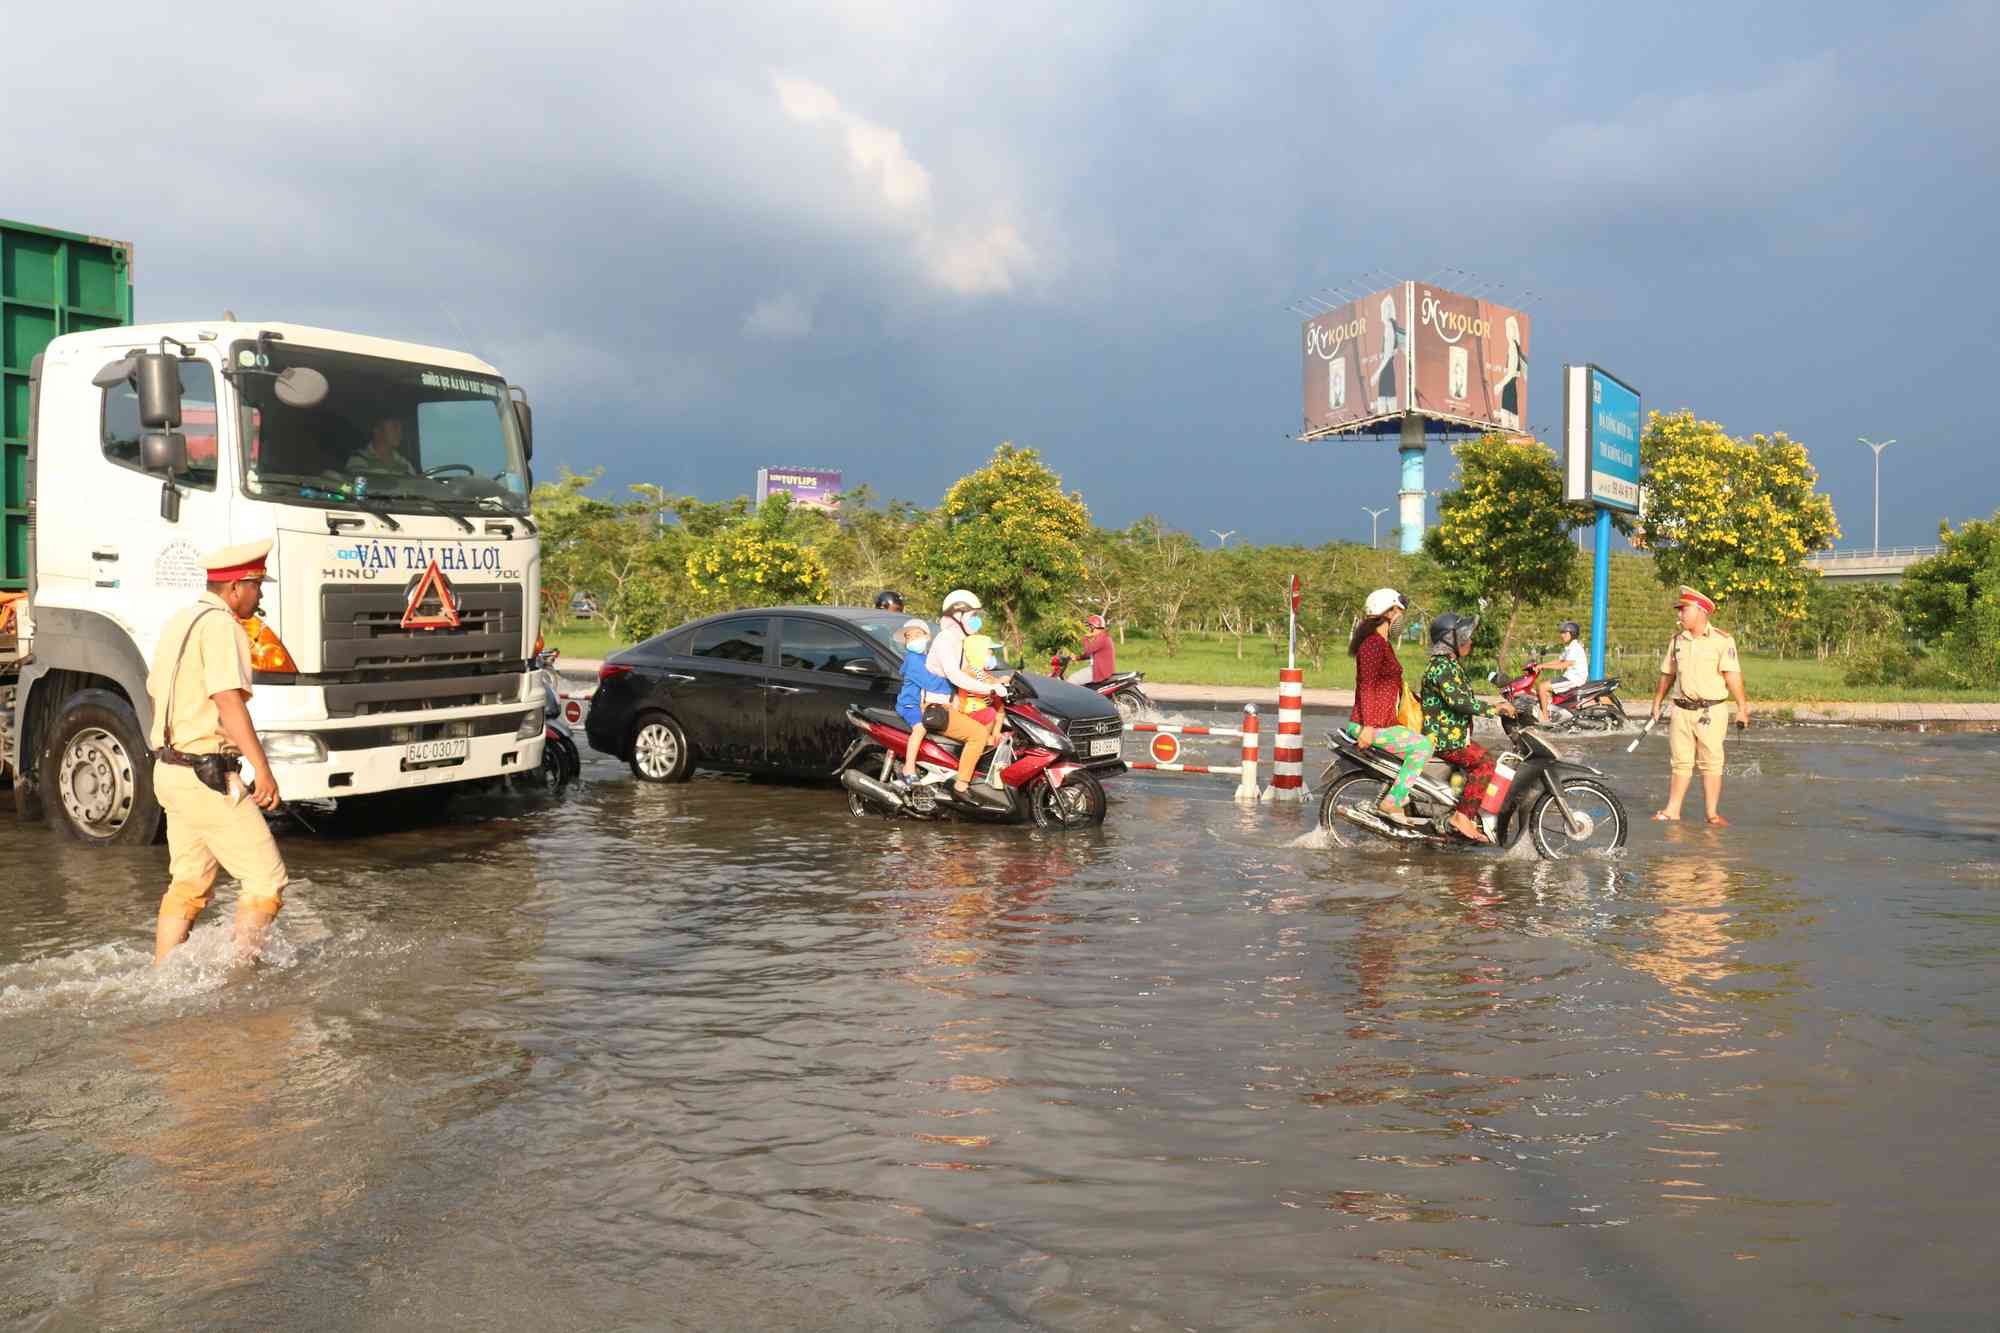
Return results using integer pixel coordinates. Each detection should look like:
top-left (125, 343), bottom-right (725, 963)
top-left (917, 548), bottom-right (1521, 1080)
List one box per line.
top-left (2, 724), bottom-right (1996, 1330)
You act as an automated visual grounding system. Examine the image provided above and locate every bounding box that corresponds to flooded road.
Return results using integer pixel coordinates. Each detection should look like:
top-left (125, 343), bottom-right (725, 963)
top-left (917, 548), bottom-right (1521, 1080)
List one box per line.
top-left (3, 726), bottom-right (1997, 1329)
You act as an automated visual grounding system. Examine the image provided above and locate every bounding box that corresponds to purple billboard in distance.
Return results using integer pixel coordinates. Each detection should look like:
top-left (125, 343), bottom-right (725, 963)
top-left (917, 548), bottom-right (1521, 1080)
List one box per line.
top-left (756, 467), bottom-right (843, 512)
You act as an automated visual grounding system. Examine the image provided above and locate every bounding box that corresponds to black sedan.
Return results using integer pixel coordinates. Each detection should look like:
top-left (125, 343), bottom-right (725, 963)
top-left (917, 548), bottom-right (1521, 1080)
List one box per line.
top-left (584, 606), bottom-right (1125, 783)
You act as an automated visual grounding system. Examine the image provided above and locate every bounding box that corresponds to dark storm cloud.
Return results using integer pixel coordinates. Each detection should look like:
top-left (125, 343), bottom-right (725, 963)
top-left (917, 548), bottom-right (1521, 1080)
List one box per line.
top-left (9, 1), bottom-right (1995, 545)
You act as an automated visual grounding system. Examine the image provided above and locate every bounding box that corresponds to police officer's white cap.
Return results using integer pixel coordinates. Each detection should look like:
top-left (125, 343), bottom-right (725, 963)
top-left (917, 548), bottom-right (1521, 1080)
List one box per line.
top-left (202, 539), bottom-right (274, 582)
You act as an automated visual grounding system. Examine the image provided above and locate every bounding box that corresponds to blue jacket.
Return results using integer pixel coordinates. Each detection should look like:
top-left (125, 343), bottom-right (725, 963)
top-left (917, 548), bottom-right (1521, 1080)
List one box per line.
top-left (897, 648), bottom-right (951, 726)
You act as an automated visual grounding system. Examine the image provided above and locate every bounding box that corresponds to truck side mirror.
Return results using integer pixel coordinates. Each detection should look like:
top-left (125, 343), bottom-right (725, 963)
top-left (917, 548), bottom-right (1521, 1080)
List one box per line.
top-left (134, 352), bottom-right (183, 428)
top-left (511, 392), bottom-right (533, 459)
top-left (141, 430), bottom-right (188, 475)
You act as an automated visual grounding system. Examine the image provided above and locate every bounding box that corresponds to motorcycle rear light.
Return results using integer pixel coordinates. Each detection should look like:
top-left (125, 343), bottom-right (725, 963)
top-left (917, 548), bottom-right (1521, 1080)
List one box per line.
top-left (598, 664), bottom-right (633, 684)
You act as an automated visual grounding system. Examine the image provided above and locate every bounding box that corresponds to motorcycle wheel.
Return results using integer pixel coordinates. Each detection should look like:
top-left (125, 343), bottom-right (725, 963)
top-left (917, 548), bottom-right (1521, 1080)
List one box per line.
top-left (1528, 778), bottom-right (1629, 859)
top-left (1114, 689), bottom-right (1149, 721)
top-left (538, 731), bottom-right (580, 796)
top-left (1030, 769), bottom-right (1107, 829)
top-left (1317, 772), bottom-right (1389, 847)
top-left (1575, 705), bottom-right (1622, 732)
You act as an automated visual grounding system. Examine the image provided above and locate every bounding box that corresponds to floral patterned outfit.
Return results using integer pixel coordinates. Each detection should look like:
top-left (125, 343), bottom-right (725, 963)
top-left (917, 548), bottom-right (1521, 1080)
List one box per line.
top-left (1346, 632), bottom-right (1433, 808)
top-left (1419, 652), bottom-right (1497, 818)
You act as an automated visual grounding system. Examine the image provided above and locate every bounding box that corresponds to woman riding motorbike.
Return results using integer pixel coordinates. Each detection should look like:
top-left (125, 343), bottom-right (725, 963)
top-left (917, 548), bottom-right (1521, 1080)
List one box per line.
top-left (923, 590), bottom-right (1005, 808)
top-left (1345, 588), bottom-right (1431, 826)
top-left (1418, 612), bottom-right (1517, 843)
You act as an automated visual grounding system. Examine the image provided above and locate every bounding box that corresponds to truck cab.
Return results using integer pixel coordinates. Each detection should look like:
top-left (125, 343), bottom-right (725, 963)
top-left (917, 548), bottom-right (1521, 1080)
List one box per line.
top-left (4, 320), bottom-right (544, 844)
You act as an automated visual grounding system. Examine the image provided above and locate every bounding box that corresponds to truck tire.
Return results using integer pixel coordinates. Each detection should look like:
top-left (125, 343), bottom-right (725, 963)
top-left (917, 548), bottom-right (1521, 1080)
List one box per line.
top-left (42, 690), bottom-right (163, 846)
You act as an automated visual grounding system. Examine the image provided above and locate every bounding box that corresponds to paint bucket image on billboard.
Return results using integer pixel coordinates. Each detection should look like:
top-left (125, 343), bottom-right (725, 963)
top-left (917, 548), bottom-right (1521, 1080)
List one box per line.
top-left (1328, 359), bottom-right (1346, 411)
top-left (1448, 346), bottom-right (1468, 401)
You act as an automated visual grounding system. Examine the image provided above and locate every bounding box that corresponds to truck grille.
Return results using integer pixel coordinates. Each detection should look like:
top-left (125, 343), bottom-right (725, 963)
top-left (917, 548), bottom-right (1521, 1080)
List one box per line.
top-left (319, 582), bottom-right (525, 717)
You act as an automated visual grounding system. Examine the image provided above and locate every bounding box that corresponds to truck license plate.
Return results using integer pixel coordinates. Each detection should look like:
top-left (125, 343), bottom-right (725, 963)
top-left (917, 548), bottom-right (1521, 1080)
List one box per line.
top-left (1090, 737), bottom-right (1121, 757)
top-left (404, 738), bottom-right (470, 765)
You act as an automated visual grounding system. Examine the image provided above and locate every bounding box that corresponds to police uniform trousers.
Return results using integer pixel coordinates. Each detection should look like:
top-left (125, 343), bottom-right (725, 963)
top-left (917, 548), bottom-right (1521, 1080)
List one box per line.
top-left (1668, 703), bottom-right (1729, 777)
top-left (155, 762), bottom-right (289, 920)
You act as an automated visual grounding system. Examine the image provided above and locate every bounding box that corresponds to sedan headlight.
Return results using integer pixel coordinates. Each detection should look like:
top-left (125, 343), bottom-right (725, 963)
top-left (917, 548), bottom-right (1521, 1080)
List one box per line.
top-left (259, 731), bottom-right (327, 764)
top-left (515, 708), bottom-right (544, 740)
top-left (1011, 713), bottom-right (1073, 754)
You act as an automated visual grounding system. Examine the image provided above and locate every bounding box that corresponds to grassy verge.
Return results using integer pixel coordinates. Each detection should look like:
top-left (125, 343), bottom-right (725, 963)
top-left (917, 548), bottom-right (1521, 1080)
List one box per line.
top-left (542, 622), bottom-right (621, 662)
top-left (1107, 632), bottom-right (2000, 704)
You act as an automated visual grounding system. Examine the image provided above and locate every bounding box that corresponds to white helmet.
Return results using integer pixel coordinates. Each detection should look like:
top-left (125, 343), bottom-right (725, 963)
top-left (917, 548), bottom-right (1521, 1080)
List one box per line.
top-left (941, 589), bottom-right (983, 613)
top-left (1364, 587), bottom-right (1406, 617)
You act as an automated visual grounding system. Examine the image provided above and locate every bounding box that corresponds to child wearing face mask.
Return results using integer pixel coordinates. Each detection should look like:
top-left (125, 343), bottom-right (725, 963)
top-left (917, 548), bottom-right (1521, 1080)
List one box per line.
top-left (895, 619), bottom-right (950, 784)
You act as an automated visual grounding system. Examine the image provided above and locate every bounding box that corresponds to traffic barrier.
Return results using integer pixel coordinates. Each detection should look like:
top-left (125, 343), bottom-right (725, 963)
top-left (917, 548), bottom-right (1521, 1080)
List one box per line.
top-left (1264, 668), bottom-right (1307, 801)
top-left (1125, 707), bottom-right (1261, 802)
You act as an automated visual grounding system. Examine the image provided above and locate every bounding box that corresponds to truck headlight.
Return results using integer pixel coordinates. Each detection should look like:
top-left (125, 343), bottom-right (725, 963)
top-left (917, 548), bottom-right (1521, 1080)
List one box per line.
top-left (515, 709), bottom-right (544, 739)
top-left (259, 731), bottom-right (327, 763)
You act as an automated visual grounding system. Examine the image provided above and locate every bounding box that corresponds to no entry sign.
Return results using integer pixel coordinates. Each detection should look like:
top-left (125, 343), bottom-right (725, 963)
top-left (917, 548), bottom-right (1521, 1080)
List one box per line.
top-left (1149, 732), bottom-right (1181, 764)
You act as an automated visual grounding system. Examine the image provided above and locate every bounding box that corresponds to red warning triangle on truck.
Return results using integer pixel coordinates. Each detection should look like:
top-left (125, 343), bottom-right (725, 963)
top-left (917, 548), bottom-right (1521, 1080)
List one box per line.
top-left (400, 561), bottom-right (461, 630)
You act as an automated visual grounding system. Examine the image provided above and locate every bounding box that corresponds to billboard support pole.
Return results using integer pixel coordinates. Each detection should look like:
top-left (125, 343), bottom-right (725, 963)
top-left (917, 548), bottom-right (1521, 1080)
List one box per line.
top-left (1589, 507), bottom-right (1611, 680)
top-left (1397, 414), bottom-right (1426, 555)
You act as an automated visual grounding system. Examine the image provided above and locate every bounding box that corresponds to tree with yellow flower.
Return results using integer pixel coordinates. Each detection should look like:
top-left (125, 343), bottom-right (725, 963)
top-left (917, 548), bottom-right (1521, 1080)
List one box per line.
top-left (1637, 411), bottom-right (1839, 622)
top-left (684, 494), bottom-right (832, 612)
top-left (908, 444), bottom-right (1090, 656)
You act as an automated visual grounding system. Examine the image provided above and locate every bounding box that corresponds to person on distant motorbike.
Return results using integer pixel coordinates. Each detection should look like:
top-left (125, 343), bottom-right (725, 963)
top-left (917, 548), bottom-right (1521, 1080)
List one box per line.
top-left (1345, 588), bottom-right (1432, 826)
top-left (1419, 612), bottom-right (1518, 843)
top-left (875, 590), bottom-right (905, 613)
top-left (924, 590), bottom-right (1006, 807)
top-left (1078, 614), bottom-right (1117, 684)
top-left (1531, 620), bottom-right (1588, 724)
top-left (893, 619), bottom-right (950, 786)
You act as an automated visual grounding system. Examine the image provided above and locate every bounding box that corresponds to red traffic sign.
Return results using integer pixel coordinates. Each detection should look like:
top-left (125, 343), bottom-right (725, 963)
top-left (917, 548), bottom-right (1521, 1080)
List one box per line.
top-left (1149, 732), bottom-right (1181, 764)
top-left (1288, 574), bottom-right (1302, 614)
top-left (563, 700), bottom-right (583, 724)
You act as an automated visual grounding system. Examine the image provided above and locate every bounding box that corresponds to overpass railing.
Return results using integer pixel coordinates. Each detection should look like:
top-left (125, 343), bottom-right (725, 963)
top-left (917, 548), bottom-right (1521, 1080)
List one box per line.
top-left (1805, 545), bottom-right (1942, 564)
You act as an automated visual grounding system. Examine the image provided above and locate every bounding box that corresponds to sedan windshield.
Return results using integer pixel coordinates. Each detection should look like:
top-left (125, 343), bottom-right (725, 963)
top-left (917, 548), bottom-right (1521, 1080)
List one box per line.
top-left (235, 340), bottom-right (529, 515)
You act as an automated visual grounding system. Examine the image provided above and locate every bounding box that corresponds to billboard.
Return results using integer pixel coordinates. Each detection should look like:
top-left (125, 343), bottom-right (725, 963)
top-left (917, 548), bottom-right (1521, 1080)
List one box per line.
top-left (1409, 285), bottom-right (1530, 433)
top-left (755, 466), bottom-right (843, 512)
top-left (1301, 286), bottom-right (1406, 436)
top-left (1563, 365), bottom-right (1641, 512)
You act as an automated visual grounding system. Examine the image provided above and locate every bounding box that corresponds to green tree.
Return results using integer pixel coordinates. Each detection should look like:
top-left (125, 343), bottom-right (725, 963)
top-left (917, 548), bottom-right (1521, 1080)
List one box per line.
top-left (685, 496), bottom-right (833, 611)
top-left (1896, 510), bottom-right (2000, 685)
top-left (907, 443), bottom-right (1090, 656)
top-left (1422, 433), bottom-right (1591, 666)
top-left (1637, 410), bottom-right (1840, 622)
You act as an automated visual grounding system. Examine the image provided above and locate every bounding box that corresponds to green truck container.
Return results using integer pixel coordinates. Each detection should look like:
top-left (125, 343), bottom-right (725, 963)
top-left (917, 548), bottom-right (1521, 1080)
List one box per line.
top-left (2, 219), bottom-right (133, 590)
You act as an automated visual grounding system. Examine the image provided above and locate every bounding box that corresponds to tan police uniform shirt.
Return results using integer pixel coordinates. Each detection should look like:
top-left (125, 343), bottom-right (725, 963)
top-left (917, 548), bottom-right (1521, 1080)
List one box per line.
top-left (1659, 626), bottom-right (1741, 704)
top-left (146, 593), bottom-right (254, 755)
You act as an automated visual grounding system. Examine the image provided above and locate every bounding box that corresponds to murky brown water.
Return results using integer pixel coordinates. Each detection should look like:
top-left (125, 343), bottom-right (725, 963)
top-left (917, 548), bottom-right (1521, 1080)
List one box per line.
top-left (3, 724), bottom-right (1997, 1329)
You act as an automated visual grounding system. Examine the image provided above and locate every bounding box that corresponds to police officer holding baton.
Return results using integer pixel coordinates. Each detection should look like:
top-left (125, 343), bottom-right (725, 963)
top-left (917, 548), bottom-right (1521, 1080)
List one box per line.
top-left (1647, 585), bottom-right (1750, 826)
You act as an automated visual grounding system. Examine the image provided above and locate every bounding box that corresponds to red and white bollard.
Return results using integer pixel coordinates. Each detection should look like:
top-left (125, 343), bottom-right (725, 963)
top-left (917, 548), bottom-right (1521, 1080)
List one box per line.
top-left (1236, 706), bottom-right (1260, 803)
top-left (1264, 668), bottom-right (1307, 801)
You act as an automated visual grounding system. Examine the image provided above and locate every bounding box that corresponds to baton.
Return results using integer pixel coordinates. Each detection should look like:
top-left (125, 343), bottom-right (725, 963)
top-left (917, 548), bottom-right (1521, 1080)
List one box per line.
top-left (1626, 714), bottom-right (1660, 753)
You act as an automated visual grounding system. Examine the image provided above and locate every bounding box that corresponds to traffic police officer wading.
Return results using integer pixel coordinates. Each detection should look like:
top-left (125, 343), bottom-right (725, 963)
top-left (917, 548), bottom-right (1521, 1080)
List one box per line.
top-left (1647, 585), bottom-right (1750, 826)
top-left (147, 540), bottom-right (289, 965)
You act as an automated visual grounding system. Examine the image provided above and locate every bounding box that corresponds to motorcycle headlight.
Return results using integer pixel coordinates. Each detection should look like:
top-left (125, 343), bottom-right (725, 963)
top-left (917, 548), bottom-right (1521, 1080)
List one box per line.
top-left (1012, 714), bottom-right (1073, 754)
top-left (259, 731), bottom-right (327, 764)
top-left (516, 708), bottom-right (544, 740)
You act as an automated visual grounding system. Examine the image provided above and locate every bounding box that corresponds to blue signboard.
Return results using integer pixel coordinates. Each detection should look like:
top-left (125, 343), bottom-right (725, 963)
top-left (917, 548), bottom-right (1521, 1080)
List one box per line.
top-left (1564, 365), bottom-right (1641, 514)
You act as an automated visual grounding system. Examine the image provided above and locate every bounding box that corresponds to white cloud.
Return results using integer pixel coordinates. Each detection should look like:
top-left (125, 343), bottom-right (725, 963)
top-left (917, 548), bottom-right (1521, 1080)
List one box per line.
top-left (770, 72), bottom-right (1036, 295)
top-left (743, 293), bottom-right (815, 339)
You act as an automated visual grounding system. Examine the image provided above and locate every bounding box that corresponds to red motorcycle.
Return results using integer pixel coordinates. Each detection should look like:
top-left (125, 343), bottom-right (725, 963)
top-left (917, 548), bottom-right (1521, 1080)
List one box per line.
top-left (837, 675), bottom-right (1121, 829)
top-left (1491, 661), bottom-right (1629, 733)
top-left (1047, 651), bottom-right (1154, 720)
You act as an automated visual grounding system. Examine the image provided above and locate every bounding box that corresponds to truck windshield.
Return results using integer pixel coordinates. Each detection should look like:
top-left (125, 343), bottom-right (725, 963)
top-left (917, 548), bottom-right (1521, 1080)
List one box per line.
top-left (234, 340), bottom-right (530, 516)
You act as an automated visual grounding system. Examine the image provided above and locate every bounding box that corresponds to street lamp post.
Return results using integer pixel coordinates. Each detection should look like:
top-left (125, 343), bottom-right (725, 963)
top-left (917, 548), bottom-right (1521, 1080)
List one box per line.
top-left (1858, 437), bottom-right (1897, 555)
top-left (1363, 506), bottom-right (1389, 550)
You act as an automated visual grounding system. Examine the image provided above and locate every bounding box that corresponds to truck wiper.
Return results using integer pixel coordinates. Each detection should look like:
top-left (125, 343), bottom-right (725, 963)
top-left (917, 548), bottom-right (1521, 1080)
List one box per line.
top-left (352, 497), bottom-right (403, 531)
top-left (374, 489), bottom-right (475, 534)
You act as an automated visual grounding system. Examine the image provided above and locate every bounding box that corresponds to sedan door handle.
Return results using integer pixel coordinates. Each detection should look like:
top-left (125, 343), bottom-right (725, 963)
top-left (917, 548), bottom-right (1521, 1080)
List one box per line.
top-left (664, 673), bottom-right (696, 684)
top-left (766, 684), bottom-right (804, 695)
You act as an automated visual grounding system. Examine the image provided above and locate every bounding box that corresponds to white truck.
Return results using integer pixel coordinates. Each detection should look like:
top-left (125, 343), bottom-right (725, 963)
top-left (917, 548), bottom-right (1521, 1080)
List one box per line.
top-left (1, 320), bottom-right (544, 845)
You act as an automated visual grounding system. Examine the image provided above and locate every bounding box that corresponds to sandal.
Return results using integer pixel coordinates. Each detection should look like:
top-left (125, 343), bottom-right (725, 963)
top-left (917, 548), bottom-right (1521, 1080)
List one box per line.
top-left (1377, 802), bottom-right (1419, 827)
top-left (1651, 810), bottom-right (1679, 822)
top-left (1706, 814), bottom-right (1730, 827)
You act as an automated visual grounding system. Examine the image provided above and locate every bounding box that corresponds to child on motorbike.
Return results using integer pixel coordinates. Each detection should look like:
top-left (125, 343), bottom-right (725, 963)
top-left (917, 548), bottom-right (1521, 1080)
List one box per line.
top-left (1531, 620), bottom-right (1588, 724)
top-left (1418, 612), bottom-right (1517, 843)
top-left (894, 619), bottom-right (951, 785)
top-left (958, 633), bottom-right (1007, 749)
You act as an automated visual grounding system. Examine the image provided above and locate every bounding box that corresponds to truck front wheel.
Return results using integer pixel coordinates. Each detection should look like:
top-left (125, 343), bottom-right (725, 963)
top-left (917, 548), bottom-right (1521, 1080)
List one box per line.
top-left (42, 691), bottom-right (163, 846)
